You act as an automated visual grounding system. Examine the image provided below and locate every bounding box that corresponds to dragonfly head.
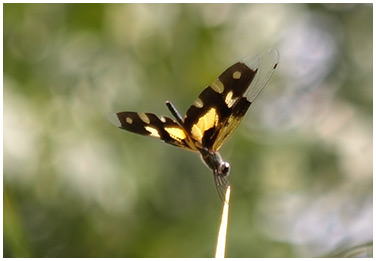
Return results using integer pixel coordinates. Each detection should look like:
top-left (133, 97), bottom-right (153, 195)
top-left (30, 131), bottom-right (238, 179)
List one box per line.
top-left (219, 161), bottom-right (231, 177)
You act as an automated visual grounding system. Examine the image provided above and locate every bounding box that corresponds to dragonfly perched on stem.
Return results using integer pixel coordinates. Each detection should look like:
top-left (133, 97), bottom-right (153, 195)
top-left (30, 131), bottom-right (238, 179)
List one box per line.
top-left (108, 49), bottom-right (279, 200)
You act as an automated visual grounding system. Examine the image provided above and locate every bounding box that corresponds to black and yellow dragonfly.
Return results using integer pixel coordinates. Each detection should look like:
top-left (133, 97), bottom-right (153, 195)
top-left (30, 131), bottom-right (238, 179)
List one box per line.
top-left (108, 49), bottom-right (278, 200)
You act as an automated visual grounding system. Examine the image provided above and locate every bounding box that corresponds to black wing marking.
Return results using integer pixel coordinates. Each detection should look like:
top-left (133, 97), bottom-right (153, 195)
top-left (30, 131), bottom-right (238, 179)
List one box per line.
top-left (107, 112), bottom-right (196, 151)
top-left (212, 49), bottom-right (279, 151)
top-left (183, 49), bottom-right (279, 151)
top-left (182, 62), bottom-right (256, 150)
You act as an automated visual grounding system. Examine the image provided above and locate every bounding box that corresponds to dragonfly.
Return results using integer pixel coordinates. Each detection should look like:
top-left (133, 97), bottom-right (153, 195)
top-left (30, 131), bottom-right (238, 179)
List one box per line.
top-left (108, 49), bottom-right (279, 200)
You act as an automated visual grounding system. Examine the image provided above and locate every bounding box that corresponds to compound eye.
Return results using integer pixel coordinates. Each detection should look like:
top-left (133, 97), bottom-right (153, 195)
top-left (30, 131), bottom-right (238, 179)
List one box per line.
top-left (221, 162), bottom-right (231, 177)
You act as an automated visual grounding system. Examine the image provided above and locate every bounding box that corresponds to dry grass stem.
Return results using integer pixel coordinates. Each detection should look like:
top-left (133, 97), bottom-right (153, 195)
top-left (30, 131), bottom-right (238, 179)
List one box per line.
top-left (215, 185), bottom-right (231, 258)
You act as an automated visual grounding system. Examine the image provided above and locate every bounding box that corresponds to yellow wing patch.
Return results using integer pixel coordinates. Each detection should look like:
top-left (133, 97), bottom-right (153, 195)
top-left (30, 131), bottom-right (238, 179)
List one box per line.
top-left (210, 79), bottom-right (225, 94)
top-left (138, 112), bottom-right (150, 124)
top-left (224, 91), bottom-right (238, 108)
top-left (232, 71), bottom-right (242, 79)
top-left (165, 127), bottom-right (186, 140)
top-left (193, 97), bottom-right (204, 108)
top-left (191, 108), bottom-right (219, 142)
top-left (126, 117), bottom-right (133, 124)
top-left (145, 126), bottom-right (160, 138)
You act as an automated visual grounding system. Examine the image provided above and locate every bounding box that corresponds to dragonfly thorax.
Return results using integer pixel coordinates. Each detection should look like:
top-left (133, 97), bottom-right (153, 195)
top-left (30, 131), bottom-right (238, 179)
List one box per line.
top-left (199, 149), bottom-right (230, 177)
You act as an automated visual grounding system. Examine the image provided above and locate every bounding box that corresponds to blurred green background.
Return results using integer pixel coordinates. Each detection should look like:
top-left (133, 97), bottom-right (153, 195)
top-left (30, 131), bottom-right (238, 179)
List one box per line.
top-left (3, 3), bottom-right (372, 258)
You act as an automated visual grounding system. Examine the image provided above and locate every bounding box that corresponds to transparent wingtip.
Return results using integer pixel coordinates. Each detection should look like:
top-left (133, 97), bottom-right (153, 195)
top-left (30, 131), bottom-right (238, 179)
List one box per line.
top-left (106, 112), bottom-right (121, 127)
